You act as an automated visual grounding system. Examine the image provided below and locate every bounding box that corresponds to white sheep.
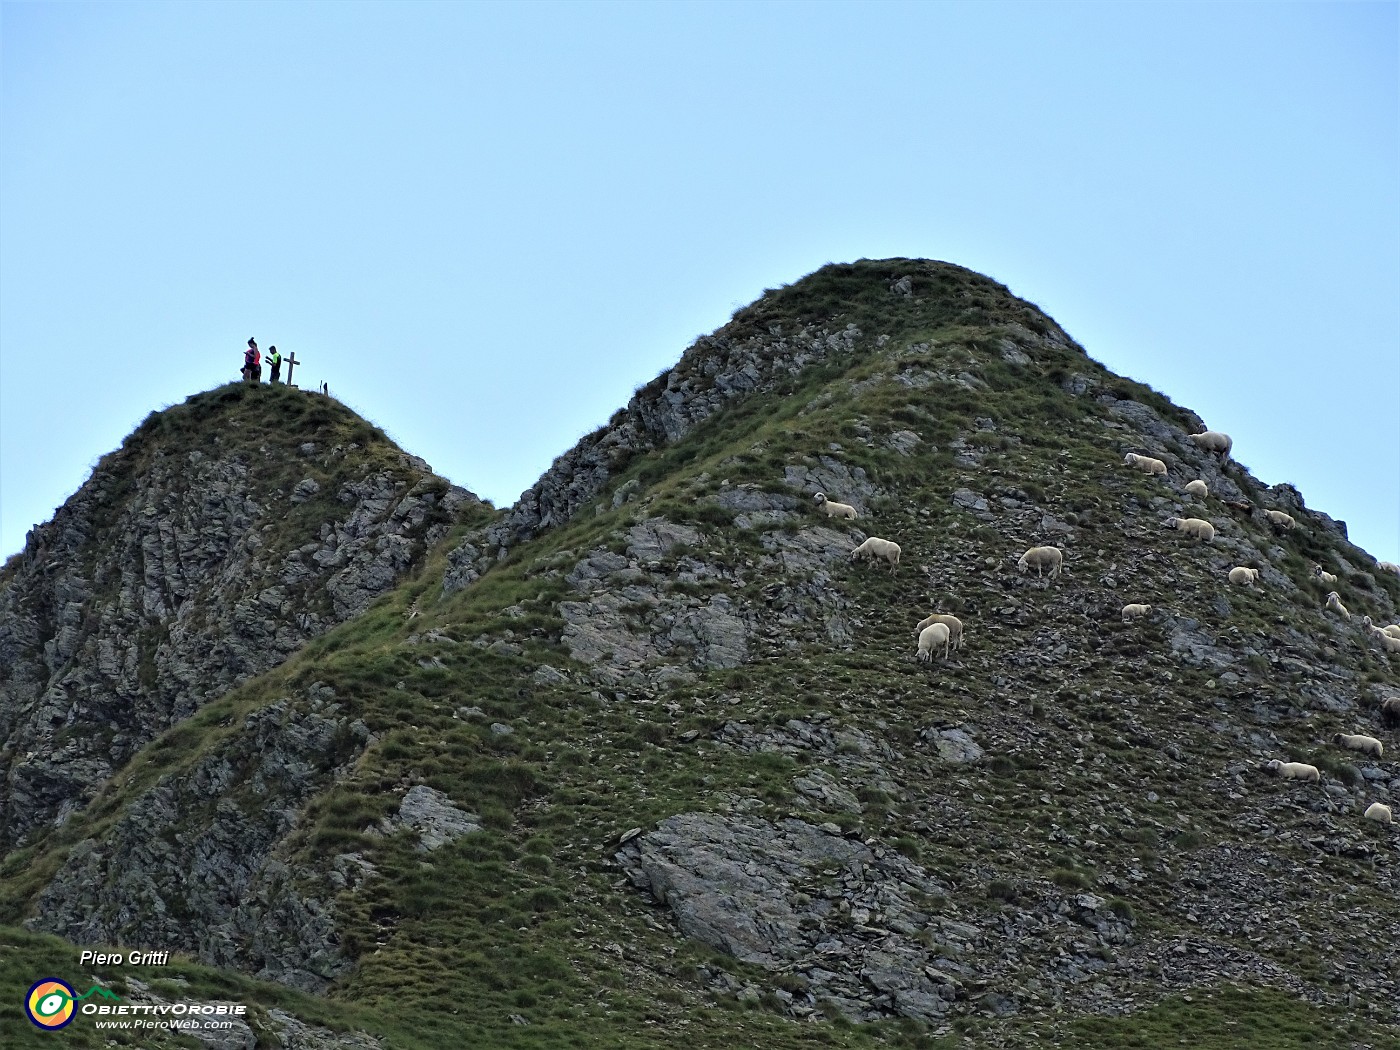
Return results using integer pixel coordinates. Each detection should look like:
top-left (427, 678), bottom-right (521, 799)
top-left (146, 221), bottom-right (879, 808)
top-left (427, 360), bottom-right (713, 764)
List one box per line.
top-left (1228, 567), bottom-right (1260, 587)
top-left (1324, 591), bottom-right (1350, 620)
top-left (1377, 560), bottom-right (1400, 577)
top-left (1184, 479), bottom-right (1209, 500)
top-left (1332, 733), bottom-right (1384, 758)
top-left (1263, 509), bottom-right (1297, 530)
top-left (813, 492), bottom-right (858, 519)
top-left (1361, 617), bottom-right (1400, 640)
top-left (850, 536), bottom-right (901, 573)
top-left (1121, 603), bottom-right (1152, 622)
top-left (1311, 563), bottom-right (1337, 586)
top-left (1017, 546), bottom-right (1063, 580)
top-left (1364, 802), bottom-right (1393, 825)
top-left (916, 613), bottom-right (964, 651)
top-left (1365, 624), bottom-right (1400, 654)
top-left (1124, 452), bottom-right (1167, 476)
top-left (1188, 430), bottom-right (1233, 458)
top-left (1164, 516), bottom-right (1216, 543)
top-left (1265, 759), bottom-right (1320, 782)
top-left (916, 622), bottom-right (951, 664)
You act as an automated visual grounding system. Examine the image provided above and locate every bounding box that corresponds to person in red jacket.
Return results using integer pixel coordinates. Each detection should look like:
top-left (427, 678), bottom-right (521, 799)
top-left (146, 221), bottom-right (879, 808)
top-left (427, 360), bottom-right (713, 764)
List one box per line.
top-left (243, 338), bottom-right (261, 384)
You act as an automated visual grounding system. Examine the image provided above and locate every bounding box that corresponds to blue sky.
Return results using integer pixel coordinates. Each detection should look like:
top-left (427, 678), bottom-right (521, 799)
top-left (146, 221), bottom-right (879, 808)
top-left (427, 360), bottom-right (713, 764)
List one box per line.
top-left (2, 1), bottom-right (1396, 563)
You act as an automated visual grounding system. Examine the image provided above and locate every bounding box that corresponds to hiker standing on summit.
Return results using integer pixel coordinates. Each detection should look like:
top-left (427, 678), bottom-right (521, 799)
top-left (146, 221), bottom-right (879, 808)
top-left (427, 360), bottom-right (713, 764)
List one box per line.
top-left (242, 338), bottom-right (261, 384)
top-left (267, 345), bottom-right (282, 384)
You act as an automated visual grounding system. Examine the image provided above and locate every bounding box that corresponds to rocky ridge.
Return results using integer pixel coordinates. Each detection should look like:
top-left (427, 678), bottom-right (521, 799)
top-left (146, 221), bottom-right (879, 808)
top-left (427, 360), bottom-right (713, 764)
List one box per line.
top-left (0, 384), bottom-right (481, 850)
top-left (442, 262), bottom-right (1073, 592)
top-left (442, 321), bottom-right (860, 590)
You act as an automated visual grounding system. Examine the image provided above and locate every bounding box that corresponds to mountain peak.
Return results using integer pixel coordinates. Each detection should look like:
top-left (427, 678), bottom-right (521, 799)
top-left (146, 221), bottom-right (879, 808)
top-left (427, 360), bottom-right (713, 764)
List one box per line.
top-left (444, 257), bottom-right (1195, 589)
top-left (0, 381), bottom-right (485, 851)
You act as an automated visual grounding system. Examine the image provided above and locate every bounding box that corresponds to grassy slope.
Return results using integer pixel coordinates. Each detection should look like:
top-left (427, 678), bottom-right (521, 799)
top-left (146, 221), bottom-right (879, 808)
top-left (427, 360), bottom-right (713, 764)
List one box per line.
top-left (3, 261), bottom-right (1397, 1049)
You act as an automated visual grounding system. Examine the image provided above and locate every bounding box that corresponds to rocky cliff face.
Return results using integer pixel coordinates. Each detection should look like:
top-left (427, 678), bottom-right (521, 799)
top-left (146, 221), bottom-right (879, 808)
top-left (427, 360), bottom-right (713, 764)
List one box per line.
top-left (0, 383), bottom-right (481, 851)
top-left (29, 692), bottom-right (370, 992)
top-left (5, 262), bottom-right (1398, 1048)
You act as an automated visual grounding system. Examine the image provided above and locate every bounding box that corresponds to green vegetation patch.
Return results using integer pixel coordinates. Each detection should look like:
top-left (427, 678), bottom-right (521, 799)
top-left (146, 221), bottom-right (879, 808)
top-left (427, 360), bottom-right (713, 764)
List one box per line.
top-left (1057, 984), bottom-right (1395, 1050)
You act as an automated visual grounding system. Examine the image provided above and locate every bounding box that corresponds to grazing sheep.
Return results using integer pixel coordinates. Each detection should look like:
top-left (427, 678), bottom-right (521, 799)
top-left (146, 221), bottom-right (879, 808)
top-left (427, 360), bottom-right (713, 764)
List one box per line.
top-left (917, 622), bottom-right (951, 664)
top-left (1121, 603), bottom-right (1152, 622)
top-left (1325, 591), bottom-right (1350, 620)
top-left (813, 492), bottom-right (858, 519)
top-left (1124, 452), bottom-right (1168, 476)
top-left (1311, 563), bottom-right (1338, 586)
top-left (1364, 623), bottom-right (1400, 654)
top-left (1263, 509), bottom-right (1297, 530)
top-left (1361, 617), bottom-right (1400, 640)
top-left (1164, 516), bottom-right (1216, 543)
top-left (1365, 802), bottom-right (1393, 825)
top-left (1265, 759), bottom-right (1320, 782)
top-left (1333, 733), bottom-right (1384, 758)
top-left (916, 613), bottom-right (964, 651)
top-left (1188, 430), bottom-right (1233, 458)
top-left (1184, 479), bottom-right (1209, 499)
top-left (1228, 567), bottom-right (1260, 587)
top-left (1017, 546), bottom-right (1064, 580)
top-left (1377, 560), bottom-right (1400, 577)
top-left (850, 536), bottom-right (901, 573)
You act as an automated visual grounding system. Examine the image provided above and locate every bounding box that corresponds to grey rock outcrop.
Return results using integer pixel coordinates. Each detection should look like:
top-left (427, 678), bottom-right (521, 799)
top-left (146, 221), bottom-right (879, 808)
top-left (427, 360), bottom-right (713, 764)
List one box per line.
top-left (380, 785), bottom-right (481, 851)
top-left (27, 696), bottom-right (367, 992)
top-left (265, 1008), bottom-right (386, 1049)
top-left (617, 813), bottom-right (960, 1021)
top-left (551, 515), bottom-right (854, 682)
top-left (708, 485), bottom-right (802, 530)
top-left (617, 812), bottom-right (1150, 1025)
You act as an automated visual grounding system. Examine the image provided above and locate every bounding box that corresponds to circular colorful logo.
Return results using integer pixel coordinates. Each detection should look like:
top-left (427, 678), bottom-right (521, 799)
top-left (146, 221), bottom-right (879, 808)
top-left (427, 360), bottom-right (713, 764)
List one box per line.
top-left (25, 978), bottom-right (76, 1029)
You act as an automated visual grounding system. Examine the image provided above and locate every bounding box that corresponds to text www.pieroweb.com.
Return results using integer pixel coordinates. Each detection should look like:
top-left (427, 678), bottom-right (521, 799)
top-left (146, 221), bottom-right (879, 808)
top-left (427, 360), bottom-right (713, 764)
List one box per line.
top-left (85, 1002), bottom-right (244, 1031)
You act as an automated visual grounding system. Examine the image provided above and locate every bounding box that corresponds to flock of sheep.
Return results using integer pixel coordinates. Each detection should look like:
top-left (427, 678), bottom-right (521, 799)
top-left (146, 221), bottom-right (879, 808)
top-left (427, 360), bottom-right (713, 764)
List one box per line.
top-left (813, 425), bottom-right (1399, 829)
